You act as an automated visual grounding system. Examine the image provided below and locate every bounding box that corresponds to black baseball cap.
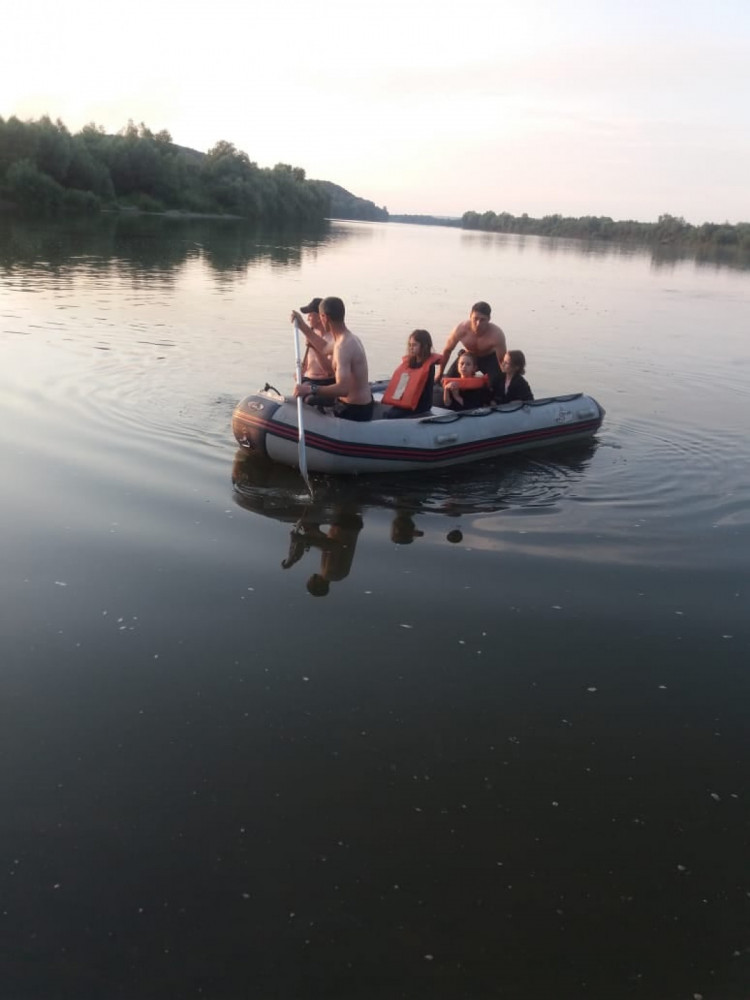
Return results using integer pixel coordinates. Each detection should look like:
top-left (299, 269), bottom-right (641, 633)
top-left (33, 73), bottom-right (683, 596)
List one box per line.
top-left (300, 297), bottom-right (323, 314)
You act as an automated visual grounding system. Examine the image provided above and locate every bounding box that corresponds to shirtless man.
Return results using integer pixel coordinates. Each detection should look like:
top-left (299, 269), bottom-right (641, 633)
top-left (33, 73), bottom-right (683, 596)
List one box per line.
top-left (437, 301), bottom-right (507, 389)
top-left (293, 296), bottom-right (373, 421)
top-left (290, 297), bottom-right (334, 387)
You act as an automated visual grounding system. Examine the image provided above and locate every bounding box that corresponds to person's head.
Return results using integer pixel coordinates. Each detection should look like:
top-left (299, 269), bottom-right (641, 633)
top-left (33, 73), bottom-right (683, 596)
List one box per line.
top-left (469, 301), bottom-right (491, 333)
top-left (502, 350), bottom-right (526, 376)
top-left (457, 352), bottom-right (479, 377)
top-left (407, 329), bottom-right (433, 365)
top-left (300, 296), bottom-right (323, 330)
top-left (319, 296), bottom-right (345, 330)
top-left (391, 513), bottom-right (424, 545)
top-left (306, 573), bottom-right (330, 597)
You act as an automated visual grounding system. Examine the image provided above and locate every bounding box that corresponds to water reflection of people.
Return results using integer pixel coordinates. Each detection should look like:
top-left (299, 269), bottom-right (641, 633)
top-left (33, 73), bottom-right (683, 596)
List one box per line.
top-left (390, 512), bottom-right (425, 545)
top-left (282, 509), bottom-right (364, 597)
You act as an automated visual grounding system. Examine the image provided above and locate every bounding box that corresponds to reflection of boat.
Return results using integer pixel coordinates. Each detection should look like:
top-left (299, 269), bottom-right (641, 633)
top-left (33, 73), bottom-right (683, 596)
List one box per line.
top-left (232, 384), bottom-right (604, 475)
top-left (231, 441), bottom-right (600, 594)
top-left (232, 436), bottom-right (599, 523)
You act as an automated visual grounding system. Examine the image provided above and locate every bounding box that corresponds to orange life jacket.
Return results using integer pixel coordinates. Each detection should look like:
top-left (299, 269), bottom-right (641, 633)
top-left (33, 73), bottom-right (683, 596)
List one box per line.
top-left (441, 374), bottom-right (490, 390)
top-left (383, 354), bottom-right (442, 410)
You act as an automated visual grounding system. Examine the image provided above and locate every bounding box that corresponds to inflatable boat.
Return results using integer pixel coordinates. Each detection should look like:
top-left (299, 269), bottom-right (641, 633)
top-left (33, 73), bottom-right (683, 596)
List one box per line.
top-left (232, 383), bottom-right (605, 475)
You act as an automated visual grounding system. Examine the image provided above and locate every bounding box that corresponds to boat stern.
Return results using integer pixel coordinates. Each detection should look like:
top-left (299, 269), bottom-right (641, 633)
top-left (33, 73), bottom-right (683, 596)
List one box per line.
top-left (232, 392), bottom-right (284, 457)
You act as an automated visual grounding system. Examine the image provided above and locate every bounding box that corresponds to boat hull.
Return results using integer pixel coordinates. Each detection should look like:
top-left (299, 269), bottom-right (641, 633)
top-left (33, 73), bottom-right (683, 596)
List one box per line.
top-left (232, 390), bottom-right (605, 475)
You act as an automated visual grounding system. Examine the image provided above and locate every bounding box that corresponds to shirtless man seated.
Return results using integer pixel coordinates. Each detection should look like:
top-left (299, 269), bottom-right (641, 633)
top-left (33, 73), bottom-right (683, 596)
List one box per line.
top-left (293, 296), bottom-right (373, 421)
top-left (437, 301), bottom-right (507, 391)
top-left (290, 296), bottom-right (335, 388)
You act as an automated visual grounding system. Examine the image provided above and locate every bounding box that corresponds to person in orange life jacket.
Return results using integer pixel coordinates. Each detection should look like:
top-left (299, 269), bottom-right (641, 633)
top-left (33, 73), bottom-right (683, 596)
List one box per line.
top-left (383, 329), bottom-right (441, 419)
top-left (493, 350), bottom-right (534, 404)
top-left (290, 297), bottom-right (335, 388)
top-left (442, 351), bottom-right (492, 411)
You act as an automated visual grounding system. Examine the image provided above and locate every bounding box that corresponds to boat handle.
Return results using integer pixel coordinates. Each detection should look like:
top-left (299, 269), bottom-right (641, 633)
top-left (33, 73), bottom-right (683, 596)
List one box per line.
top-left (435, 433), bottom-right (459, 444)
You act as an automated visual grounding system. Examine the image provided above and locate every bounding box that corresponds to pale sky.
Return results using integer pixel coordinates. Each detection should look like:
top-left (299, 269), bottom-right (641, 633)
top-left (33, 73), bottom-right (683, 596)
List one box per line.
top-left (3, 0), bottom-right (749, 224)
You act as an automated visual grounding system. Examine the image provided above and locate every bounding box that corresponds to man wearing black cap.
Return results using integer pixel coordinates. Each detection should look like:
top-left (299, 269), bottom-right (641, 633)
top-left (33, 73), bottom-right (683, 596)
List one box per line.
top-left (290, 297), bottom-right (335, 388)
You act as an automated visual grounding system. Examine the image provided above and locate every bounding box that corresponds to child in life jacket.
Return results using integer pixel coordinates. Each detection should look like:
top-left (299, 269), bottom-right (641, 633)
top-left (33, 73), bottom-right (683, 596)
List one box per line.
top-left (442, 351), bottom-right (492, 410)
top-left (383, 330), bottom-right (442, 418)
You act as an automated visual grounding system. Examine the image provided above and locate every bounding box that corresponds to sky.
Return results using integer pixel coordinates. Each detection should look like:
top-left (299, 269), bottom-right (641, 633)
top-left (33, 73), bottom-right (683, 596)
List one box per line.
top-left (3, 0), bottom-right (749, 224)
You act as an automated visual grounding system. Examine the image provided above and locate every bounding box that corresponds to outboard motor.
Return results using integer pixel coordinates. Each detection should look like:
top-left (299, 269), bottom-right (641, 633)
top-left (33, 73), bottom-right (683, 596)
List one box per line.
top-left (232, 391), bottom-right (284, 457)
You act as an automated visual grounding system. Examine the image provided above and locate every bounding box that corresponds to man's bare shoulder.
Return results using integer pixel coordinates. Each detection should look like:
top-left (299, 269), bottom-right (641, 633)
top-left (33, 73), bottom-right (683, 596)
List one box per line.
top-left (446, 319), bottom-right (469, 343)
top-left (339, 331), bottom-right (366, 356)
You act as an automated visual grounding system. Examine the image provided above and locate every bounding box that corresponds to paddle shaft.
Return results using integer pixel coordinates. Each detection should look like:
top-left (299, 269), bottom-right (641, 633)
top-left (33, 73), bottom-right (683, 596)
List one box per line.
top-left (292, 320), bottom-right (312, 493)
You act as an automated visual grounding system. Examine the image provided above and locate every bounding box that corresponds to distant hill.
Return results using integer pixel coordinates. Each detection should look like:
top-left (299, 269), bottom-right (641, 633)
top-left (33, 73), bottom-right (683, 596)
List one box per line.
top-left (0, 114), bottom-right (392, 225)
top-left (389, 214), bottom-right (461, 227)
top-left (310, 180), bottom-right (388, 222)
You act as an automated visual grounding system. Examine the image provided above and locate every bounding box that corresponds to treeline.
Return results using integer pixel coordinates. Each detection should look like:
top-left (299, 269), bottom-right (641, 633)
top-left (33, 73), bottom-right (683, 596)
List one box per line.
top-left (0, 115), bottom-right (329, 222)
top-left (462, 210), bottom-right (750, 252)
top-left (311, 180), bottom-right (388, 222)
top-left (389, 214), bottom-right (460, 227)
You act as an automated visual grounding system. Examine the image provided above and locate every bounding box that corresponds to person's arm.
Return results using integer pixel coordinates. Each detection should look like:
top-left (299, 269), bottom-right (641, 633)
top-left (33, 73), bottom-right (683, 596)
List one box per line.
top-left (517, 376), bottom-right (533, 401)
top-left (295, 347), bottom-right (352, 402)
top-left (437, 325), bottom-right (461, 380)
top-left (442, 381), bottom-right (461, 407)
top-left (494, 326), bottom-right (508, 368)
top-left (290, 310), bottom-right (312, 337)
top-left (306, 335), bottom-right (334, 377)
top-left (300, 326), bottom-right (331, 360)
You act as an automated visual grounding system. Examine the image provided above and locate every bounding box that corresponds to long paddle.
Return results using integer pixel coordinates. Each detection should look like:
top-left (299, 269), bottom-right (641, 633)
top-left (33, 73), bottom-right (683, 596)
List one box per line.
top-left (292, 319), bottom-right (312, 495)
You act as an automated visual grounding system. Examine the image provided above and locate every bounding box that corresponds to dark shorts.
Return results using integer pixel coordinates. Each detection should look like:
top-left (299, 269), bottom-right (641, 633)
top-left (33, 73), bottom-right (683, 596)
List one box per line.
top-left (333, 398), bottom-right (374, 422)
top-left (302, 376), bottom-right (336, 389)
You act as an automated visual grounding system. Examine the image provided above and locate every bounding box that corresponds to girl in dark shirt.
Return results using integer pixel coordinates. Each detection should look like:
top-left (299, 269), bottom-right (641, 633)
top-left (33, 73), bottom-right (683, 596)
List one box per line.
top-left (494, 350), bottom-right (534, 404)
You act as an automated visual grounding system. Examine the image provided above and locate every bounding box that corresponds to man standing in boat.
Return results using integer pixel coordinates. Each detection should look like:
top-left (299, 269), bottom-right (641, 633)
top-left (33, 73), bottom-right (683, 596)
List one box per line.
top-left (437, 301), bottom-right (507, 391)
top-left (293, 297), bottom-right (374, 421)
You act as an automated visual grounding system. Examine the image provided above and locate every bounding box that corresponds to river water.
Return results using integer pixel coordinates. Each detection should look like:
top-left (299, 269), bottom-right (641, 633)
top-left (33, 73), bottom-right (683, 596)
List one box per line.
top-left (1, 214), bottom-right (749, 999)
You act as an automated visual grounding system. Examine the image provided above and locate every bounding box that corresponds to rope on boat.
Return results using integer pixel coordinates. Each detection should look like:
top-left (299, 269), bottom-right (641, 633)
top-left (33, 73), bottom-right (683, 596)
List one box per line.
top-left (418, 392), bottom-right (584, 424)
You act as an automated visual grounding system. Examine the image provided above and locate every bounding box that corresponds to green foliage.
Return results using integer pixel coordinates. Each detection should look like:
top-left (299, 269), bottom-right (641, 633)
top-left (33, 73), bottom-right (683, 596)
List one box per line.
top-left (388, 215), bottom-right (460, 226)
top-left (0, 115), bottom-right (334, 224)
top-left (310, 180), bottom-right (388, 222)
top-left (61, 187), bottom-right (100, 213)
top-left (5, 159), bottom-right (64, 214)
top-left (460, 208), bottom-right (749, 253)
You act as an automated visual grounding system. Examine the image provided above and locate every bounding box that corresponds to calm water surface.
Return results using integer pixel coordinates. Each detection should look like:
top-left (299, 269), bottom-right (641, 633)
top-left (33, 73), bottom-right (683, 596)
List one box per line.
top-left (1, 215), bottom-right (750, 999)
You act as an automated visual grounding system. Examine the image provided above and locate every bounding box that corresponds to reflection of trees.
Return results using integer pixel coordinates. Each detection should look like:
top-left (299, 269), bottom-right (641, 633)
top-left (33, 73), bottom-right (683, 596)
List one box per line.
top-left (460, 210), bottom-right (750, 272)
top-left (0, 215), bottom-right (360, 283)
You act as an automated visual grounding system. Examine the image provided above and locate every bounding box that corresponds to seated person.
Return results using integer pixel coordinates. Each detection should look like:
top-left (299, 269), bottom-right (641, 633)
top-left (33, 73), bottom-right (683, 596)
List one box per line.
top-left (290, 297), bottom-right (335, 388)
top-left (442, 351), bottom-right (491, 411)
top-left (383, 329), bottom-right (441, 419)
top-left (293, 296), bottom-right (373, 422)
top-left (494, 350), bottom-right (534, 404)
